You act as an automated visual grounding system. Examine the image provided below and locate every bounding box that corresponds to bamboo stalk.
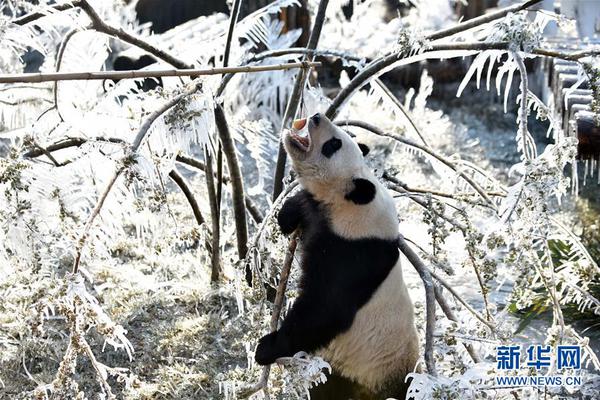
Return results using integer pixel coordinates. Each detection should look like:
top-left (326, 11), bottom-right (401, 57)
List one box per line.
top-left (0, 61), bottom-right (321, 84)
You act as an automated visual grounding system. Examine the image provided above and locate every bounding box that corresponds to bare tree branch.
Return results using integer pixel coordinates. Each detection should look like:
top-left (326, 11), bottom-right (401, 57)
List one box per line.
top-left (168, 168), bottom-right (206, 226)
top-left (78, 0), bottom-right (192, 69)
top-left (204, 148), bottom-right (222, 282)
top-left (0, 61), bottom-right (322, 84)
top-left (427, 0), bottom-right (543, 41)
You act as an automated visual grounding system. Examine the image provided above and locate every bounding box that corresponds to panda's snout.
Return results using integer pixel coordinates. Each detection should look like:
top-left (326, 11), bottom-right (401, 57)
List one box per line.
top-left (310, 113), bottom-right (321, 126)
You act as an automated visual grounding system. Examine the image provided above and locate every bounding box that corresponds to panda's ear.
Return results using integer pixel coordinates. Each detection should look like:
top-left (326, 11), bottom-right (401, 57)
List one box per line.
top-left (345, 178), bottom-right (376, 205)
top-left (357, 143), bottom-right (370, 157)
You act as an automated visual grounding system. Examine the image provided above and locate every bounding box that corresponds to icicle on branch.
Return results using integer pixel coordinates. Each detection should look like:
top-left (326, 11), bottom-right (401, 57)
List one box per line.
top-left (0, 61), bottom-right (322, 84)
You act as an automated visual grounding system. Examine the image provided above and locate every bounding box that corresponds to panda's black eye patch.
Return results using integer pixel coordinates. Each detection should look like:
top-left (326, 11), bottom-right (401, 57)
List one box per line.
top-left (321, 137), bottom-right (342, 158)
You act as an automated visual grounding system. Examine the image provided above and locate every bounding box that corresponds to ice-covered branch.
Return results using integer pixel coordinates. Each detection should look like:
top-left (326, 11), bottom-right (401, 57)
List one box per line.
top-left (434, 285), bottom-right (482, 363)
top-left (0, 61), bottom-right (322, 84)
top-left (78, 0), bottom-right (192, 69)
top-left (398, 235), bottom-right (437, 377)
top-left (12, 0), bottom-right (82, 26)
top-left (72, 81), bottom-right (203, 274)
top-left (427, 0), bottom-right (543, 41)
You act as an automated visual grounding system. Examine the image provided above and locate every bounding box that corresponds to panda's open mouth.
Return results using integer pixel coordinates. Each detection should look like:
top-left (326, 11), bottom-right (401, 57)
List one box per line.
top-left (289, 118), bottom-right (311, 153)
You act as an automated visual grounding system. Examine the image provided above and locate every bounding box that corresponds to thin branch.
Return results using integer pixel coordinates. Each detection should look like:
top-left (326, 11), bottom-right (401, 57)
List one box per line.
top-left (324, 42), bottom-right (509, 120)
top-left (434, 285), bottom-right (481, 363)
top-left (0, 61), bottom-right (322, 84)
top-left (240, 234), bottom-right (298, 398)
top-left (205, 148), bottom-right (222, 282)
top-left (168, 168), bottom-right (205, 226)
top-left (214, 103), bottom-right (248, 260)
top-left (71, 82), bottom-right (202, 274)
top-left (12, 0), bottom-right (82, 26)
top-left (223, 0), bottom-right (243, 69)
top-left (78, 0), bottom-right (192, 69)
top-left (339, 120), bottom-right (494, 207)
top-left (272, 0), bottom-right (331, 200)
top-left (398, 235), bottom-right (437, 377)
top-left (427, 0), bottom-right (543, 41)
top-left (531, 48), bottom-right (600, 61)
top-left (384, 174), bottom-right (469, 232)
top-left (373, 78), bottom-right (428, 146)
top-left (54, 27), bottom-right (82, 122)
top-left (428, 268), bottom-right (497, 330)
top-left (513, 51), bottom-right (537, 160)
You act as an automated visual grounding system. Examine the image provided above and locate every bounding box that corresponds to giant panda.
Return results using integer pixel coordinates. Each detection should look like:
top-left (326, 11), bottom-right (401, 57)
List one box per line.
top-left (255, 113), bottom-right (420, 399)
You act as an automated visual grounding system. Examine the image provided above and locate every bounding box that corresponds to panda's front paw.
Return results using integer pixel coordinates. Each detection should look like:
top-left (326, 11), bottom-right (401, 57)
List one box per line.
top-left (255, 331), bottom-right (280, 365)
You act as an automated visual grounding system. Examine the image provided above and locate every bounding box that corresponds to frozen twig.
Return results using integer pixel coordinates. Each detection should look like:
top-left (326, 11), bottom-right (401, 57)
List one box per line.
top-left (214, 103), bottom-right (248, 260)
top-left (168, 168), bottom-right (205, 226)
top-left (240, 234), bottom-right (299, 398)
top-left (398, 235), bottom-right (437, 376)
top-left (215, 0), bottom-right (243, 219)
top-left (54, 27), bottom-right (82, 122)
top-left (434, 285), bottom-right (482, 363)
top-left (513, 51), bottom-right (537, 160)
top-left (339, 120), bottom-right (494, 207)
top-left (0, 61), bottom-right (322, 84)
top-left (272, 0), bottom-right (331, 200)
top-left (78, 0), bottom-right (192, 69)
top-left (12, 0), bottom-right (82, 25)
top-left (373, 78), bottom-right (429, 146)
top-left (428, 268), bottom-right (497, 331)
top-left (204, 148), bottom-right (222, 282)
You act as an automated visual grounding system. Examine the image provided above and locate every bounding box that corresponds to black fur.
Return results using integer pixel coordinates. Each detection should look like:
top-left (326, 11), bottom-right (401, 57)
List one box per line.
top-left (358, 143), bottom-right (370, 157)
top-left (345, 178), bottom-right (376, 205)
top-left (257, 190), bottom-right (398, 365)
top-left (321, 137), bottom-right (342, 158)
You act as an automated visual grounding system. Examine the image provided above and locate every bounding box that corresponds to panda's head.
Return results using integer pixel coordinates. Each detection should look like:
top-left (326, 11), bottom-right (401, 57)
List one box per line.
top-left (283, 113), bottom-right (375, 206)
